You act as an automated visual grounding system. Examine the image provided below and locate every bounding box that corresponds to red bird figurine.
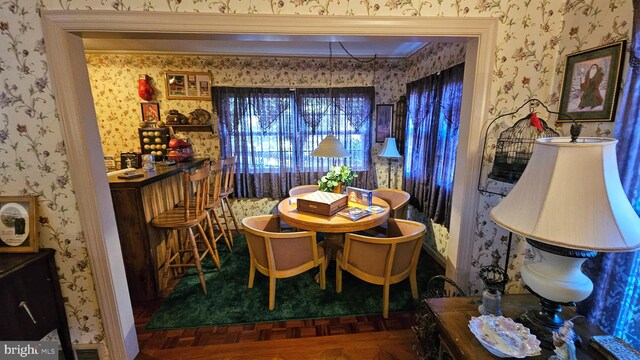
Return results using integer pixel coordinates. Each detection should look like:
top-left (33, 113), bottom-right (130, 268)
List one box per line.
top-left (529, 112), bottom-right (543, 132)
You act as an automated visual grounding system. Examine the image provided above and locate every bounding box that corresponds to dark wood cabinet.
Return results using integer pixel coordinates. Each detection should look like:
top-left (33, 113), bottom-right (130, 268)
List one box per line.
top-left (0, 249), bottom-right (74, 359)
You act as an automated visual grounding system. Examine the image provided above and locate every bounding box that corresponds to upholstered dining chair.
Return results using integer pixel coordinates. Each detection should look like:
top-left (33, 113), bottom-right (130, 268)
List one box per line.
top-left (205, 160), bottom-right (233, 254)
top-left (219, 156), bottom-right (240, 245)
top-left (372, 189), bottom-right (410, 219)
top-left (242, 215), bottom-right (326, 310)
top-left (152, 163), bottom-right (216, 294)
top-left (336, 218), bottom-right (426, 318)
top-left (288, 184), bottom-right (319, 197)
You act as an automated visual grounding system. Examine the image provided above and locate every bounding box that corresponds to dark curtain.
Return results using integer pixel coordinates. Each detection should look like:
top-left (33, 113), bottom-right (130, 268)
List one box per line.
top-left (579, 1), bottom-right (640, 350)
top-left (404, 63), bottom-right (464, 227)
top-left (214, 86), bottom-right (374, 199)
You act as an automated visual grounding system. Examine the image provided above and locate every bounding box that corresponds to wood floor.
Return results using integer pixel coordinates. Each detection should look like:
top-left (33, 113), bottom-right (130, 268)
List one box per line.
top-left (134, 295), bottom-right (420, 359)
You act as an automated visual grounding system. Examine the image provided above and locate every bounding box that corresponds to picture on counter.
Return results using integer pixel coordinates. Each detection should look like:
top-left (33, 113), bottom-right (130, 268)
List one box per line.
top-left (558, 41), bottom-right (626, 122)
top-left (0, 196), bottom-right (38, 253)
top-left (165, 70), bottom-right (211, 100)
top-left (141, 102), bottom-right (160, 123)
top-left (376, 104), bottom-right (393, 142)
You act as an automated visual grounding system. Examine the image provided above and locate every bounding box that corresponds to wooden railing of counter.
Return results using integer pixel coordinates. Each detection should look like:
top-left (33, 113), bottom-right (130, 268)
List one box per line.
top-left (108, 158), bottom-right (207, 303)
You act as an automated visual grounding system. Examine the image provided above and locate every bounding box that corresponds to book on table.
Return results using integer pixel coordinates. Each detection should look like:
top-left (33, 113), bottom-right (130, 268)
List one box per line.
top-left (337, 207), bottom-right (372, 221)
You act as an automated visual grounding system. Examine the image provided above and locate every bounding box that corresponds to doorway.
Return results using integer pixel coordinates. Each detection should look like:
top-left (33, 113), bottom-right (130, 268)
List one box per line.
top-left (42, 12), bottom-right (497, 359)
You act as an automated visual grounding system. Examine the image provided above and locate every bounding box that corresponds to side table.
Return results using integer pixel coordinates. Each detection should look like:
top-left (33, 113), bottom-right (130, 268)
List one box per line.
top-left (423, 294), bottom-right (606, 360)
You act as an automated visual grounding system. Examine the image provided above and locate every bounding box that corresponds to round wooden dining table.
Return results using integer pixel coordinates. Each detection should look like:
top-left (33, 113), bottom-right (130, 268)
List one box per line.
top-left (277, 194), bottom-right (390, 259)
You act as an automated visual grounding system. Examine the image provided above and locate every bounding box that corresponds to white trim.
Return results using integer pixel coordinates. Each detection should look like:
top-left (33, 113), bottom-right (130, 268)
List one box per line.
top-left (40, 12), bottom-right (497, 357)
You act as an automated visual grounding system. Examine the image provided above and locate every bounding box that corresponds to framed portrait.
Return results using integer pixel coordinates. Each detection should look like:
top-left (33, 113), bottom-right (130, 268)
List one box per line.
top-left (141, 102), bottom-right (160, 123)
top-left (558, 41), bottom-right (626, 122)
top-left (0, 196), bottom-right (38, 253)
top-left (165, 71), bottom-right (212, 100)
top-left (376, 104), bottom-right (393, 143)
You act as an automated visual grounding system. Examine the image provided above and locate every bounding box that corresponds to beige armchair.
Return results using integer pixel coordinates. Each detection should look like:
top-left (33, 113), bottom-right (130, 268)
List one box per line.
top-left (336, 218), bottom-right (426, 318)
top-left (288, 184), bottom-right (319, 197)
top-left (242, 215), bottom-right (326, 310)
top-left (372, 189), bottom-right (410, 219)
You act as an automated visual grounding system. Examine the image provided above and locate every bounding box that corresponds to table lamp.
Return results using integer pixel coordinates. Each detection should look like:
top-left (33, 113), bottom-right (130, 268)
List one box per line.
top-left (378, 137), bottom-right (402, 188)
top-left (490, 137), bottom-right (640, 346)
top-left (311, 134), bottom-right (349, 158)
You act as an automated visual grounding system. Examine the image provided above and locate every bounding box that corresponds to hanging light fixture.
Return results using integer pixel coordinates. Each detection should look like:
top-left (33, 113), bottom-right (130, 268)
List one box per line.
top-left (311, 42), bottom-right (349, 159)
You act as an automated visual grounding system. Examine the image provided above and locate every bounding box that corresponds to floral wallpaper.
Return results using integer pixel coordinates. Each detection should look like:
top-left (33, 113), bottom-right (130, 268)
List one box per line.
top-left (0, 0), bottom-right (632, 353)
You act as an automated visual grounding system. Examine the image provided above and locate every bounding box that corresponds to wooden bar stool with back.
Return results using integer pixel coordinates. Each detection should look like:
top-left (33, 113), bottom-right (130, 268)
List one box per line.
top-left (151, 162), bottom-right (216, 294)
top-left (220, 156), bottom-right (240, 245)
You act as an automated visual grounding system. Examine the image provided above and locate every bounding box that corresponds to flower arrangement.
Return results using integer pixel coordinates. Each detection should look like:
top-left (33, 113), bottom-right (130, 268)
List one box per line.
top-left (318, 165), bottom-right (357, 192)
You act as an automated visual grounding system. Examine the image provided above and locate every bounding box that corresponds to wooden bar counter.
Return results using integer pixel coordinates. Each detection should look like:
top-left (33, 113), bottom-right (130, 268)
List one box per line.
top-left (108, 158), bottom-right (207, 303)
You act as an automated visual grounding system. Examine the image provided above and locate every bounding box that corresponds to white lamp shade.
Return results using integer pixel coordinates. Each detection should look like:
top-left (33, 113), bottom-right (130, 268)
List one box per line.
top-left (311, 134), bottom-right (349, 158)
top-left (378, 138), bottom-right (402, 158)
top-left (490, 137), bottom-right (640, 252)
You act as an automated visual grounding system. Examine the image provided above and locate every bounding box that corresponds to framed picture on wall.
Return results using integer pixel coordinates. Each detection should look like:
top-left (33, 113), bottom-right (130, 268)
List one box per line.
top-left (0, 196), bottom-right (38, 253)
top-left (165, 70), bottom-right (212, 100)
top-left (140, 102), bottom-right (160, 123)
top-left (557, 41), bottom-right (626, 122)
top-left (376, 104), bottom-right (393, 143)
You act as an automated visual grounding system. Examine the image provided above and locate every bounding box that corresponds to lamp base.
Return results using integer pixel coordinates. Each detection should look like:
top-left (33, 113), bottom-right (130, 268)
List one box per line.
top-left (518, 239), bottom-right (597, 349)
top-left (516, 295), bottom-right (569, 349)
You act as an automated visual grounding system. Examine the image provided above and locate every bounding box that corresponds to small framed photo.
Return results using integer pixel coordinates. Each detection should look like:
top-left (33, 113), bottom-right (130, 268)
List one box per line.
top-left (376, 104), bottom-right (393, 143)
top-left (558, 41), bottom-right (626, 122)
top-left (0, 196), bottom-right (38, 253)
top-left (141, 102), bottom-right (160, 123)
top-left (165, 71), bottom-right (212, 100)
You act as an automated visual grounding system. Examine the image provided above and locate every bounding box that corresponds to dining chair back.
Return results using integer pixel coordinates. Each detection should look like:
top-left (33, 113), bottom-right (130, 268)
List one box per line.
top-left (219, 156), bottom-right (240, 242)
top-left (288, 185), bottom-right (320, 197)
top-left (151, 163), bottom-right (216, 294)
top-left (372, 189), bottom-right (410, 219)
top-left (336, 218), bottom-right (426, 318)
top-left (242, 215), bottom-right (326, 310)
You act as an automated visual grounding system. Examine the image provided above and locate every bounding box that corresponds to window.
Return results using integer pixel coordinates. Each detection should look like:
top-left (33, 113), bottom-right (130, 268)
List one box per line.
top-left (214, 86), bottom-right (374, 198)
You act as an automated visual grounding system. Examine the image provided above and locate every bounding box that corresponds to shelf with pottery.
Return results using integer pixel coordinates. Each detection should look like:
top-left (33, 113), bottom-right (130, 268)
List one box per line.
top-left (168, 124), bottom-right (215, 133)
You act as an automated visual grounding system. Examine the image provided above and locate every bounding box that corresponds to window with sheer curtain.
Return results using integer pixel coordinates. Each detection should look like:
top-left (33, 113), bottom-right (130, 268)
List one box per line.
top-left (403, 63), bottom-right (464, 228)
top-left (214, 86), bottom-right (374, 199)
top-left (580, 2), bottom-right (640, 349)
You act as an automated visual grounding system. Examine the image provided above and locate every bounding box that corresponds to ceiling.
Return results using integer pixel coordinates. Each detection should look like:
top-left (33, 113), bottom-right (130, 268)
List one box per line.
top-left (82, 34), bottom-right (431, 58)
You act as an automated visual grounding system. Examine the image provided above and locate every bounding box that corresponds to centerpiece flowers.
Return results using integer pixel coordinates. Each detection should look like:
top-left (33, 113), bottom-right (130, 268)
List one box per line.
top-left (318, 165), bottom-right (357, 193)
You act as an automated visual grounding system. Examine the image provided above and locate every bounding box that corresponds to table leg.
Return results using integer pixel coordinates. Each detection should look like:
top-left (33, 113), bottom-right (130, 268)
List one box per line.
top-left (323, 233), bottom-right (344, 261)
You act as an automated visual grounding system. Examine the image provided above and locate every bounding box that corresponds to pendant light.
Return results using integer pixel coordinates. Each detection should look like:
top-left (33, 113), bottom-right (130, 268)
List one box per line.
top-left (311, 42), bottom-right (349, 158)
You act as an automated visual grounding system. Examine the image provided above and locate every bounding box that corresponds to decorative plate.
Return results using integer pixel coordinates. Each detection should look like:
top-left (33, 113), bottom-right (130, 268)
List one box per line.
top-left (468, 315), bottom-right (542, 358)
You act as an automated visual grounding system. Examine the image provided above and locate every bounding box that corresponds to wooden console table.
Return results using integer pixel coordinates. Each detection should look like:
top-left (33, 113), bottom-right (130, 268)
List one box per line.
top-left (425, 294), bottom-right (606, 360)
top-left (108, 158), bottom-right (206, 303)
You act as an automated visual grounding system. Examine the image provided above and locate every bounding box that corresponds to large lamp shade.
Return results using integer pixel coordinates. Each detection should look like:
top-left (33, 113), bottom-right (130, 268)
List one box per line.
top-left (378, 138), bottom-right (402, 159)
top-left (490, 137), bottom-right (640, 252)
top-left (311, 135), bottom-right (349, 158)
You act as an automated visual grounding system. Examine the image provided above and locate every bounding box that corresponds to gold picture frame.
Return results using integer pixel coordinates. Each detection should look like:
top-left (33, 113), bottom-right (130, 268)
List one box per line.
top-left (0, 195), bottom-right (38, 253)
top-left (165, 70), bottom-right (212, 100)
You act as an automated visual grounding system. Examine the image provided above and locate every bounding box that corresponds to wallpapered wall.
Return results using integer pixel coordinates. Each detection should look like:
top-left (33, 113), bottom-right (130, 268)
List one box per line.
top-left (0, 0), bottom-right (632, 351)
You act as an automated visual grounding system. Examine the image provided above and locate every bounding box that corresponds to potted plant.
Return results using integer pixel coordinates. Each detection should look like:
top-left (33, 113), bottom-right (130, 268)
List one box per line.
top-left (318, 165), bottom-right (357, 193)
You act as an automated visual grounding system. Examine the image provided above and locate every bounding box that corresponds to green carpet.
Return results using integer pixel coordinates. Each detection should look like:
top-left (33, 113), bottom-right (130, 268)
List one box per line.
top-left (146, 234), bottom-right (438, 330)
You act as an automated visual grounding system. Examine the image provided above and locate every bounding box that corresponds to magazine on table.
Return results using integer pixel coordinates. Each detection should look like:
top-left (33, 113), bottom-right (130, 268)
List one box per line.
top-left (337, 206), bottom-right (372, 221)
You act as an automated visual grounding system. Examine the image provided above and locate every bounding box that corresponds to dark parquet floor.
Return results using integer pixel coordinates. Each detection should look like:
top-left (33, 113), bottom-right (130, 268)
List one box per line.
top-left (134, 278), bottom-right (421, 359)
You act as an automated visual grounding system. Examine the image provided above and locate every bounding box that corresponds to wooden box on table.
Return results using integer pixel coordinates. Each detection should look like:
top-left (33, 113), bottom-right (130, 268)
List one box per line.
top-left (297, 191), bottom-right (348, 216)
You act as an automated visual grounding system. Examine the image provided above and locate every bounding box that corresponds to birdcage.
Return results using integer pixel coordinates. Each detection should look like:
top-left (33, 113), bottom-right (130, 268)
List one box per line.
top-left (489, 115), bottom-right (559, 183)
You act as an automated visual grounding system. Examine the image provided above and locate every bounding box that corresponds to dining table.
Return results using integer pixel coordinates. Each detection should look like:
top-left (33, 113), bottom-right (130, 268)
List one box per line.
top-left (277, 194), bottom-right (391, 259)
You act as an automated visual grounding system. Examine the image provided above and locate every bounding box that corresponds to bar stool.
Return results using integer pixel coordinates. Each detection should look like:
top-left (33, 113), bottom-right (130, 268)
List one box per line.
top-left (205, 160), bottom-right (233, 253)
top-left (220, 156), bottom-right (240, 244)
top-left (152, 163), bottom-right (215, 294)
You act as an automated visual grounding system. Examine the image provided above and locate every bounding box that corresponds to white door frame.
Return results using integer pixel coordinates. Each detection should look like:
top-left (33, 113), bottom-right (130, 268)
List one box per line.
top-left (41, 12), bottom-right (497, 359)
